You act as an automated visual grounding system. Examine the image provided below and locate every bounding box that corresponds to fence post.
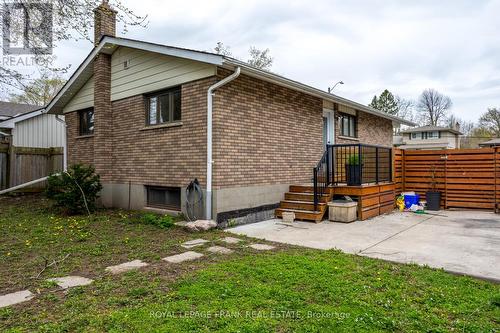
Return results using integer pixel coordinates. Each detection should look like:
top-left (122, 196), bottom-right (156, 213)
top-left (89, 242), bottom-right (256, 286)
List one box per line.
top-left (375, 147), bottom-right (379, 184)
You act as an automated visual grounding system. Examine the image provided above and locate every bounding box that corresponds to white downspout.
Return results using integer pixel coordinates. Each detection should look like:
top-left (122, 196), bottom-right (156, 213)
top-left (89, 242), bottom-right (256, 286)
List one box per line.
top-left (206, 66), bottom-right (241, 220)
top-left (55, 115), bottom-right (68, 171)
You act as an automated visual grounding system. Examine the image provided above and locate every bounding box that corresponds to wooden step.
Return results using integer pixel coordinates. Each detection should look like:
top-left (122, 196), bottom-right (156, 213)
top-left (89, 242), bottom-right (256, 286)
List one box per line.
top-left (280, 200), bottom-right (326, 211)
top-left (275, 208), bottom-right (324, 223)
top-left (289, 185), bottom-right (315, 193)
top-left (284, 192), bottom-right (330, 203)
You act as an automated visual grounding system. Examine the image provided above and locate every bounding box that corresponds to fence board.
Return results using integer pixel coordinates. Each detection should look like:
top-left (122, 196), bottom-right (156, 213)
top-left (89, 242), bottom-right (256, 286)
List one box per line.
top-left (394, 147), bottom-right (499, 212)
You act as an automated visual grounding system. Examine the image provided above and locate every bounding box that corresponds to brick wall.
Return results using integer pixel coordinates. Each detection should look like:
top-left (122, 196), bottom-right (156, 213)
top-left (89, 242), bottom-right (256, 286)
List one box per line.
top-left (335, 110), bottom-right (393, 147)
top-left (67, 76), bottom-right (215, 188)
top-left (212, 70), bottom-right (324, 189)
top-left (66, 112), bottom-right (94, 166)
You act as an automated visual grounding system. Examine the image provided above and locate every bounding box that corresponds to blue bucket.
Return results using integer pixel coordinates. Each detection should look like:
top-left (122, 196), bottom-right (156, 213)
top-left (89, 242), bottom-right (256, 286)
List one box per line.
top-left (404, 194), bottom-right (420, 209)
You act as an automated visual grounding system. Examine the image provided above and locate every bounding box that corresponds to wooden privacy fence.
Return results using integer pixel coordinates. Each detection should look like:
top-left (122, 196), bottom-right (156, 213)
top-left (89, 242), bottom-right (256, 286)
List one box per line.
top-left (394, 148), bottom-right (500, 211)
top-left (0, 146), bottom-right (63, 191)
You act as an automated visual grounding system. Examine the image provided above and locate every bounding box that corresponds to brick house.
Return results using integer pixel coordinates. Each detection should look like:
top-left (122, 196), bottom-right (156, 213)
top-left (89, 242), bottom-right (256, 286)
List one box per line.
top-left (46, 1), bottom-right (414, 224)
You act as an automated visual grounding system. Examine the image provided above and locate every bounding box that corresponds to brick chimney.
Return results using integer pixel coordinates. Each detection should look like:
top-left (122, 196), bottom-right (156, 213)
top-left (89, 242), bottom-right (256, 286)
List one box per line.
top-left (93, 0), bottom-right (117, 45)
top-left (93, 0), bottom-right (116, 202)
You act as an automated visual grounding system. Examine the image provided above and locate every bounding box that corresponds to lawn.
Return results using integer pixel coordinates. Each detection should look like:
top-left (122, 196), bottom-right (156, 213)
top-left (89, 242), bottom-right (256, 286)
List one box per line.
top-left (0, 195), bottom-right (499, 332)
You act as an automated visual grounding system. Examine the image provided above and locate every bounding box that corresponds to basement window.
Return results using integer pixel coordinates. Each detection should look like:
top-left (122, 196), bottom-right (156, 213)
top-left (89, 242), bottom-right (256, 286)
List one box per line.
top-left (146, 186), bottom-right (181, 211)
top-left (146, 87), bottom-right (181, 126)
top-left (78, 108), bottom-right (94, 136)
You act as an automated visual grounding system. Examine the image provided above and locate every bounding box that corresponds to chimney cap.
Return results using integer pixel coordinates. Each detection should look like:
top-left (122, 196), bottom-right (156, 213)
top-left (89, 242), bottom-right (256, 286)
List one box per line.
top-left (94, 0), bottom-right (117, 13)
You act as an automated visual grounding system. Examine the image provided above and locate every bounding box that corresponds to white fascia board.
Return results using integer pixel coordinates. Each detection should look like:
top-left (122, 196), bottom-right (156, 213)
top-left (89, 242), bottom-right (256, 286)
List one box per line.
top-left (222, 59), bottom-right (417, 127)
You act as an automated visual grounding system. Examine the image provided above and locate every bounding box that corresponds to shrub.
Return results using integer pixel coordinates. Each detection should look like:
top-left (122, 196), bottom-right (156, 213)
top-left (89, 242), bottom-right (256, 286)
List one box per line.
top-left (46, 164), bottom-right (103, 215)
top-left (346, 154), bottom-right (361, 165)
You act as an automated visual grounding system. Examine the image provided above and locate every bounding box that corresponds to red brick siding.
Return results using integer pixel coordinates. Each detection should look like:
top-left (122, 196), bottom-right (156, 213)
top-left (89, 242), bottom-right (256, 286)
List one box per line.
top-left (335, 111), bottom-right (393, 147)
top-left (66, 76), bottom-right (215, 188)
top-left (212, 70), bottom-right (324, 189)
top-left (66, 112), bottom-right (94, 166)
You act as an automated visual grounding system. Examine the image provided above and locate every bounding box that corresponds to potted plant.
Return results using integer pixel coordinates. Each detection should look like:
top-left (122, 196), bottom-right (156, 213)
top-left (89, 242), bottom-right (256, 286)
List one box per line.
top-left (345, 154), bottom-right (362, 186)
top-left (426, 166), bottom-right (441, 211)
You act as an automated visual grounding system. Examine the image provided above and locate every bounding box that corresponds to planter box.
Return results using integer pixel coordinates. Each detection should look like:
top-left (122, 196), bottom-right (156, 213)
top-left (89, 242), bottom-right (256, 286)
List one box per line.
top-left (328, 200), bottom-right (358, 223)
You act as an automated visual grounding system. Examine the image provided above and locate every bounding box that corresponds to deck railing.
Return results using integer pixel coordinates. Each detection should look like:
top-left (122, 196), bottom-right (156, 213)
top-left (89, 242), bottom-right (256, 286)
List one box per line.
top-left (313, 143), bottom-right (392, 210)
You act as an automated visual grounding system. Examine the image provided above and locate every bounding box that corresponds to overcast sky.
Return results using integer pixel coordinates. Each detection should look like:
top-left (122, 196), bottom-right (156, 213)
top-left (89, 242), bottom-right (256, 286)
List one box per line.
top-left (52, 0), bottom-right (500, 121)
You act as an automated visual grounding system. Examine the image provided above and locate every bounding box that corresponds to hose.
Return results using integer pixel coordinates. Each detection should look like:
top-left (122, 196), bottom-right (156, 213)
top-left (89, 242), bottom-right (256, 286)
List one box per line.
top-left (185, 178), bottom-right (203, 221)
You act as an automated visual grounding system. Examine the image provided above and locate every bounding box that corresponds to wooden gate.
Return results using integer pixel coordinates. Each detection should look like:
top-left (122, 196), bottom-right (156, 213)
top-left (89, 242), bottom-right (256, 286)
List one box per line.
top-left (394, 148), bottom-right (500, 211)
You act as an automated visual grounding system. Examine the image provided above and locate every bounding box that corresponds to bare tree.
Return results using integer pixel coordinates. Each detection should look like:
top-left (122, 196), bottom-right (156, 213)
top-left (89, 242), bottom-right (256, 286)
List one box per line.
top-left (0, 0), bottom-right (147, 96)
top-left (213, 42), bottom-right (232, 57)
top-left (213, 43), bottom-right (274, 70)
top-left (395, 95), bottom-right (415, 122)
top-left (478, 108), bottom-right (500, 136)
top-left (416, 89), bottom-right (452, 126)
top-left (247, 46), bottom-right (273, 70)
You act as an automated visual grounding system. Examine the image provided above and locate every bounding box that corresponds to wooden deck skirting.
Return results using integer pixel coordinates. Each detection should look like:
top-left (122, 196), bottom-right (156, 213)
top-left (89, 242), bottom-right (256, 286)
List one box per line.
top-left (332, 182), bottom-right (396, 220)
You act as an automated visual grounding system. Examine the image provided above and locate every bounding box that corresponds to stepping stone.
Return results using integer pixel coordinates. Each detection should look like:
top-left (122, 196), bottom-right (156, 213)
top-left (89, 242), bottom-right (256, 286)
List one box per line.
top-left (48, 276), bottom-right (93, 289)
top-left (207, 246), bottom-right (233, 254)
top-left (105, 260), bottom-right (149, 274)
top-left (181, 238), bottom-right (209, 249)
top-left (221, 236), bottom-right (243, 244)
top-left (162, 251), bottom-right (204, 263)
top-left (0, 290), bottom-right (34, 308)
top-left (249, 244), bottom-right (275, 251)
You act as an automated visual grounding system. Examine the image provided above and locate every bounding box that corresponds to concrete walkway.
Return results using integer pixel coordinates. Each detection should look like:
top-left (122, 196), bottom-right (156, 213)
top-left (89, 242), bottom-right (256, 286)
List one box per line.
top-left (228, 211), bottom-right (500, 282)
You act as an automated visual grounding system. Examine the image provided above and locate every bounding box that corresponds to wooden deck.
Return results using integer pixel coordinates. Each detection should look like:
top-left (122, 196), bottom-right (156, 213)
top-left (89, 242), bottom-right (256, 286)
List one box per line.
top-left (275, 182), bottom-right (395, 222)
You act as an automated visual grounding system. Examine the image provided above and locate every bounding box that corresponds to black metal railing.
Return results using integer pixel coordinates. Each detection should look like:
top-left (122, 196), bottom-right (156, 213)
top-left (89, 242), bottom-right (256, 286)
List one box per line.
top-left (313, 144), bottom-right (392, 210)
top-left (313, 149), bottom-right (331, 211)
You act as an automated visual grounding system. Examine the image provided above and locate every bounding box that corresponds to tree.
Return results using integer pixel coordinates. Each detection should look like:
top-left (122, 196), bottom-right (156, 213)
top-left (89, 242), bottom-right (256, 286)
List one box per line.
top-left (395, 96), bottom-right (415, 122)
top-left (9, 72), bottom-right (65, 106)
top-left (247, 46), bottom-right (273, 70)
top-left (213, 43), bottom-right (274, 70)
top-left (478, 108), bottom-right (500, 137)
top-left (369, 89), bottom-right (398, 115)
top-left (416, 89), bottom-right (452, 126)
top-left (0, 0), bottom-right (147, 96)
top-left (214, 42), bottom-right (232, 56)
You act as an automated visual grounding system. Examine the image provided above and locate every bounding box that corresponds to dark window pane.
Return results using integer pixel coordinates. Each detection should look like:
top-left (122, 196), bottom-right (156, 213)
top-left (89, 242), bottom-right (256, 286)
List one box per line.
top-left (159, 94), bottom-right (170, 123)
top-left (146, 186), bottom-right (181, 210)
top-left (173, 90), bottom-right (181, 121)
top-left (79, 108), bottom-right (94, 135)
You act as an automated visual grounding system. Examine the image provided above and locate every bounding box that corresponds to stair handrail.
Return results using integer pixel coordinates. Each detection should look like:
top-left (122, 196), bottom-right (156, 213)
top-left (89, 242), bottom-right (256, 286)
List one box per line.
top-left (313, 146), bottom-right (332, 211)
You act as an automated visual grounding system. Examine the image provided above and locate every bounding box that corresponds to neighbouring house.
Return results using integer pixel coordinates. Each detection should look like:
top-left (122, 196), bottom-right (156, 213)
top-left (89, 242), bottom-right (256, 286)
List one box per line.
top-left (479, 138), bottom-right (500, 148)
top-left (0, 109), bottom-right (65, 149)
top-left (44, 1), bottom-right (414, 224)
top-left (0, 101), bottom-right (40, 138)
top-left (395, 125), bottom-right (462, 150)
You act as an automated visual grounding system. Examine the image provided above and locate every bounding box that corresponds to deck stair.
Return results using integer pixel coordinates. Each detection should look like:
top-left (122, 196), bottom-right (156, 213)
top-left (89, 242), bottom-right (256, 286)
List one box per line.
top-left (275, 185), bottom-right (333, 223)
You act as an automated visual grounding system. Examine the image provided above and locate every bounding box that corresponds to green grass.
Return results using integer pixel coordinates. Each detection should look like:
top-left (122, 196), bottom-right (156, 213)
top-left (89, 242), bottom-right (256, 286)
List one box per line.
top-left (0, 195), bottom-right (499, 332)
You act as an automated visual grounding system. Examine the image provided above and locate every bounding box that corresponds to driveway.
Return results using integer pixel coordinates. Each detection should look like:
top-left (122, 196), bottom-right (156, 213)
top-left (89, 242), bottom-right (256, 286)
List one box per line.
top-left (228, 210), bottom-right (500, 282)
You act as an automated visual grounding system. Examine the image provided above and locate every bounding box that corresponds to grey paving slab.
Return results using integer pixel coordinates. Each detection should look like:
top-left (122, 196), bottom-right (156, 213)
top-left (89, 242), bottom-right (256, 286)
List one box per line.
top-left (249, 243), bottom-right (275, 251)
top-left (105, 260), bottom-right (149, 274)
top-left (221, 236), bottom-right (243, 244)
top-left (207, 246), bottom-right (233, 254)
top-left (0, 290), bottom-right (34, 308)
top-left (48, 276), bottom-right (94, 289)
top-left (162, 251), bottom-right (204, 263)
top-left (181, 239), bottom-right (209, 249)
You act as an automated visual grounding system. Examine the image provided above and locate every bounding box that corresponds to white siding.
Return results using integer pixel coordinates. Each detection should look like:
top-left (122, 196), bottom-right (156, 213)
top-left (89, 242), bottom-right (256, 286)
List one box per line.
top-left (110, 47), bottom-right (216, 100)
top-left (63, 76), bottom-right (94, 113)
top-left (13, 114), bottom-right (65, 148)
top-left (62, 47), bottom-right (216, 113)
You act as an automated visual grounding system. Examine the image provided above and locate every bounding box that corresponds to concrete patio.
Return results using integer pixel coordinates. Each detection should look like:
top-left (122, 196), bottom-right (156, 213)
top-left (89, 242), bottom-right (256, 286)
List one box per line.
top-left (228, 210), bottom-right (500, 282)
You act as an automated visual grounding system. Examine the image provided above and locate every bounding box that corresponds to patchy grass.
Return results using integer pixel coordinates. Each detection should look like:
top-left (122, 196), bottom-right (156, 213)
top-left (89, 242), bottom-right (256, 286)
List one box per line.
top-left (0, 195), bottom-right (499, 332)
